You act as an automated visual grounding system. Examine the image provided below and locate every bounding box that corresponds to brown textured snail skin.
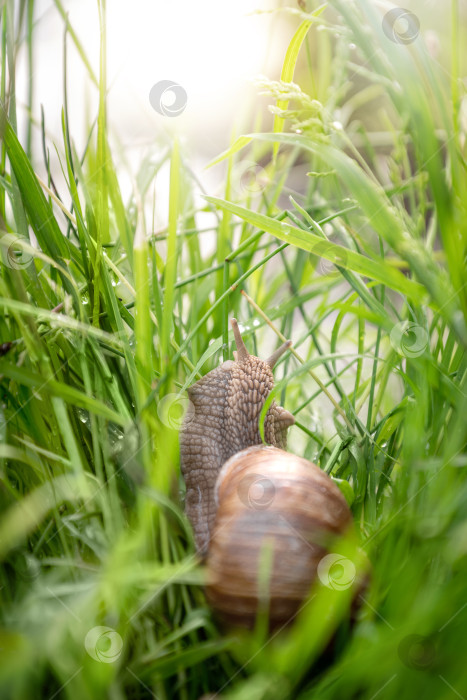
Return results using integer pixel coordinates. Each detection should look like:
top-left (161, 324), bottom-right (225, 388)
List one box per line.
top-left (180, 318), bottom-right (295, 555)
top-left (180, 319), bottom-right (354, 628)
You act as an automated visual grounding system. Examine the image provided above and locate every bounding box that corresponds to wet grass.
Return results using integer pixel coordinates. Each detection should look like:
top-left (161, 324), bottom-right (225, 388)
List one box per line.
top-left (0, 1), bottom-right (466, 698)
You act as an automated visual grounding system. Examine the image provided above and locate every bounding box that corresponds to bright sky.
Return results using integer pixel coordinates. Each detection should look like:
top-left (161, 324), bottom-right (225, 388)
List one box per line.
top-left (26, 0), bottom-right (286, 160)
top-left (14, 0), bottom-right (288, 230)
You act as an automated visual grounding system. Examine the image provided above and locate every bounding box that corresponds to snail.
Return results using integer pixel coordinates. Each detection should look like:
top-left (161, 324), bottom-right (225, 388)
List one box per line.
top-left (180, 319), bottom-right (354, 628)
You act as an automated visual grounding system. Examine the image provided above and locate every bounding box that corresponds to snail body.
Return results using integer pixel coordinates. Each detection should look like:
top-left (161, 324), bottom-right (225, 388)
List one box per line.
top-left (180, 319), bottom-right (294, 555)
top-left (180, 319), bottom-right (353, 627)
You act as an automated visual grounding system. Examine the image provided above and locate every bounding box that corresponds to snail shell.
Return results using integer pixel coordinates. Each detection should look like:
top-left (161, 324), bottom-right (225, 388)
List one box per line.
top-left (179, 318), bottom-right (355, 628)
top-left (205, 445), bottom-right (353, 628)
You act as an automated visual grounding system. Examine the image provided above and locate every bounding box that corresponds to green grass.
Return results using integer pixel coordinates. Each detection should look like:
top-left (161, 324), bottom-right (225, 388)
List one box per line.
top-left (1, 1), bottom-right (467, 698)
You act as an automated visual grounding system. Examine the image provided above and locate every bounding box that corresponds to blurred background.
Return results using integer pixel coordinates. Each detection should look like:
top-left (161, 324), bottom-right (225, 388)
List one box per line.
top-left (14, 0), bottom-right (465, 225)
top-left (15, 0), bottom-right (286, 216)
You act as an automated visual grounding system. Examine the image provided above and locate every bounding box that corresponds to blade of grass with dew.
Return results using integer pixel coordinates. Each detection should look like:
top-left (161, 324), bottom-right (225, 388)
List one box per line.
top-left (0, 474), bottom-right (94, 559)
top-left (52, 0), bottom-right (99, 86)
top-left (218, 143), bottom-right (233, 358)
top-left (160, 138), bottom-right (180, 376)
top-left (93, 0), bottom-right (109, 327)
top-left (272, 7), bottom-right (326, 161)
top-left (205, 195), bottom-right (426, 302)
top-left (255, 131), bottom-right (456, 287)
top-left (0, 358), bottom-right (126, 425)
top-left (0, 108), bottom-right (80, 285)
top-left (133, 209), bottom-right (154, 476)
